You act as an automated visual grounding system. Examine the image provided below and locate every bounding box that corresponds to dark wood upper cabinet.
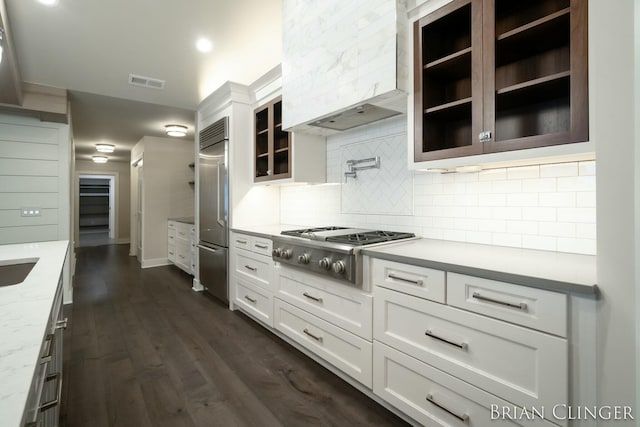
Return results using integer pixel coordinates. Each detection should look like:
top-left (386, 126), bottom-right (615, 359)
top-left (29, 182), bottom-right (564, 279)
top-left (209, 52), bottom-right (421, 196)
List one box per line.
top-left (254, 96), bottom-right (292, 182)
top-left (414, 0), bottom-right (588, 162)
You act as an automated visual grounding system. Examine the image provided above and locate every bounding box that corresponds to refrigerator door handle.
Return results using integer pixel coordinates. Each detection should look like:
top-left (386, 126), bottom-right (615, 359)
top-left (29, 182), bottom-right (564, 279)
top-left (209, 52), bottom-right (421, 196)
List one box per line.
top-left (217, 163), bottom-right (225, 227)
top-left (197, 244), bottom-right (218, 253)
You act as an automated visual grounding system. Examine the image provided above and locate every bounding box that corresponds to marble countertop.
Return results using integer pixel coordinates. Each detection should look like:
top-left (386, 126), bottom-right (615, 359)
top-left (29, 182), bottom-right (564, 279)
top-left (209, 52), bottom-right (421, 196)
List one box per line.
top-left (362, 238), bottom-right (598, 295)
top-left (168, 216), bottom-right (195, 224)
top-left (0, 240), bottom-right (69, 427)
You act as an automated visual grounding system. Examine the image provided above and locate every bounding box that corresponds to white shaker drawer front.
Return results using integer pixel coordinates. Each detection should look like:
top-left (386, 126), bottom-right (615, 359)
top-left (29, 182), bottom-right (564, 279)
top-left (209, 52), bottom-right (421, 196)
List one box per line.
top-left (374, 287), bottom-right (567, 419)
top-left (168, 221), bottom-right (176, 230)
top-left (235, 278), bottom-right (274, 328)
top-left (374, 342), bottom-right (557, 427)
top-left (232, 233), bottom-right (251, 250)
top-left (274, 299), bottom-right (372, 388)
top-left (277, 268), bottom-right (373, 340)
top-left (175, 223), bottom-right (192, 239)
top-left (371, 258), bottom-right (445, 303)
top-left (168, 245), bottom-right (176, 262)
top-left (234, 249), bottom-right (273, 291)
top-left (251, 236), bottom-right (273, 256)
top-left (447, 273), bottom-right (568, 337)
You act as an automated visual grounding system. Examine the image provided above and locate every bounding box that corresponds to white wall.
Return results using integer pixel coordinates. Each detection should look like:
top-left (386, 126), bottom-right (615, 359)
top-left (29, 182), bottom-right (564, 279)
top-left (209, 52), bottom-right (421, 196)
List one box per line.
top-left (75, 159), bottom-right (131, 245)
top-left (130, 136), bottom-right (195, 267)
top-left (281, 116), bottom-right (597, 255)
top-left (0, 112), bottom-right (73, 302)
top-left (636, 0), bottom-right (640, 415)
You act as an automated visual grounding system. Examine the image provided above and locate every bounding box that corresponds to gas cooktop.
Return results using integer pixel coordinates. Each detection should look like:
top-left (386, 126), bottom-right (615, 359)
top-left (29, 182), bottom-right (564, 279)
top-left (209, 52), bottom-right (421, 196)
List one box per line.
top-left (281, 226), bottom-right (415, 246)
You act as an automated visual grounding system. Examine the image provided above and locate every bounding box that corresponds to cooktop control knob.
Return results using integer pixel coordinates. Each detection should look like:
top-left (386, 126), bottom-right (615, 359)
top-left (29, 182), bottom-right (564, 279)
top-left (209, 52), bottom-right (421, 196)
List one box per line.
top-left (319, 257), bottom-right (332, 270)
top-left (272, 248), bottom-right (282, 258)
top-left (332, 260), bottom-right (346, 274)
top-left (298, 253), bottom-right (310, 264)
top-left (282, 249), bottom-right (293, 260)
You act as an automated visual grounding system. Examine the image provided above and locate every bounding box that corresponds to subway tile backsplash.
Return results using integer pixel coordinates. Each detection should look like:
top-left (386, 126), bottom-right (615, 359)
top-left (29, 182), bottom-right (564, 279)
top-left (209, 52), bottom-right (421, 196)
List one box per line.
top-left (280, 117), bottom-right (597, 255)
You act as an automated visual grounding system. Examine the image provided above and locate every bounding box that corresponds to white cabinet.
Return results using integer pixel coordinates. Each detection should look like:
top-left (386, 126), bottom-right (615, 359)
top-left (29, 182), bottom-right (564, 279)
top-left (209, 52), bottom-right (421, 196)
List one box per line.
top-left (168, 220), bottom-right (195, 275)
top-left (274, 265), bottom-right (374, 387)
top-left (369, 257), bottom-right (570, 426)
top-left (23, 274), bottom-right (66, 427)
top-left (230, 232), bottom-right (275, 327)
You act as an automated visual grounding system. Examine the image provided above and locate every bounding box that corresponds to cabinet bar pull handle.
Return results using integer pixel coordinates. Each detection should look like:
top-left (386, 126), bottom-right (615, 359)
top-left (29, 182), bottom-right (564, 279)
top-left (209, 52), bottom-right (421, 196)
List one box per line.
top-left (254, 244), bottom-right (268, 249)
top-left (236, 239), bottom-right (248, 244)
top-left (244, 265), bottom-right (257, 271)
top-left (426, 393), bottom-right (469, 423)
top-left (56, 318), bottom-right (68, 330)
top-left (388, 273), bottom-right (423, 286)
top-left (472, 292), bottom-right (527, 311)
top-left (40, 373), bottom-right (63, 412)
top-left (425, 329), bottom-right (468, 350)
top-left (302, 292), bottom-right (323, 303)
top-left (40, 333), bottom-right (55, 364)
top-left (244, 295), bottom-right (257, 303)
top-left (303, 328), bottom-right (323, 342)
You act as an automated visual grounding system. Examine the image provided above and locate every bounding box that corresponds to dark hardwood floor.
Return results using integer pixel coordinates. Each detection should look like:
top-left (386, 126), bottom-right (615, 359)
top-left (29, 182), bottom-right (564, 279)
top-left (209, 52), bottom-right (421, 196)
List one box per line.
top-left (61, 244), bottom-right (409, 427)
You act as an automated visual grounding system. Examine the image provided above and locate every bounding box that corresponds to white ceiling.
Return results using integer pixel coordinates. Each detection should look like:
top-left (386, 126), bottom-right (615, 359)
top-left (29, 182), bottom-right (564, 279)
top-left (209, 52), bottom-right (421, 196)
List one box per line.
top-left (4, 0), bottom-right (282, 162)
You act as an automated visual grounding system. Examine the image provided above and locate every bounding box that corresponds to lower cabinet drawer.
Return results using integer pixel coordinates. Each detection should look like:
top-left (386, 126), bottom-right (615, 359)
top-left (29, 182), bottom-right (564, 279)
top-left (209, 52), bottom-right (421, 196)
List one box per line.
top-left (277, 267), bottom-right (373, 340)
top-left (234, 278), bottom-right (274, 328)
top-left (373, 342), bottom-right (556, 427)
top-left (447, 273), bottom-right (567, 337)
top-left (234, 249), bottom-right (273, 291)
top-left (371, 258), bottom-right (446, 303)
top-left (274, 299), bottom-right (372, 388)
top-left (168, 244), bottom-right (176, 262)
top-left (374, 286), bottom-right (567, 420)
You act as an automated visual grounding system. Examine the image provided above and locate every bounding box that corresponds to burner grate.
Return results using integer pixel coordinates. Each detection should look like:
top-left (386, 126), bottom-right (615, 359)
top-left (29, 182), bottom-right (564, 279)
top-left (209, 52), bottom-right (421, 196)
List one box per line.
top-left (281, 226), bottom-right (348, 237)
top-left (326, 231), bottom-right (415, 246)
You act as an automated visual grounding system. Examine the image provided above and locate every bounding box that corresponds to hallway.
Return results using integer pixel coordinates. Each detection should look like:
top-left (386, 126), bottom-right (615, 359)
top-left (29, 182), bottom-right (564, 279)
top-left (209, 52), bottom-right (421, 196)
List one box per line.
top-left (62, 244), bottom-right (407, 427)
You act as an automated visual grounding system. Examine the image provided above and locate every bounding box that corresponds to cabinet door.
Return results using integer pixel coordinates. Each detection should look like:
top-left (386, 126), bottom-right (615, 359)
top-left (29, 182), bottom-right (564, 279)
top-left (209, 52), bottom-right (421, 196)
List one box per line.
top-left (483, 0), bottom-right (588, 153)
top-left (413, 0), bottom-right (484, 161)
top-left (254, 97), bottom-right (292, 182)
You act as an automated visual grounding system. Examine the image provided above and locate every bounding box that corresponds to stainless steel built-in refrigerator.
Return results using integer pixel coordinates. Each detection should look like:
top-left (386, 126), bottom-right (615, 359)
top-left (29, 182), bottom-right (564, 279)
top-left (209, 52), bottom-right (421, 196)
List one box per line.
top-left (198, 117), bottom-right (229, 303)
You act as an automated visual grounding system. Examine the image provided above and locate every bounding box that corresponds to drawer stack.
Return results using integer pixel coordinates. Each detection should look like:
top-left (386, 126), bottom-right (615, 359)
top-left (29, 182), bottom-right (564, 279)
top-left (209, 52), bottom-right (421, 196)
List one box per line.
top-left (168, 220), bottom-right (195, 275)
top-left (274, 267), bottom-right (373, 387)
top-left (371, 258), bottom-right (567, 426)
top-left (230, 232), bottom-right (275, 327)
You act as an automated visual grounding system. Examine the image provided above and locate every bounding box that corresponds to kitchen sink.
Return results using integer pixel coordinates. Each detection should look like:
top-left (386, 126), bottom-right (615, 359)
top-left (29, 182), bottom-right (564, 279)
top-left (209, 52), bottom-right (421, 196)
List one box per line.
top-left (0, 259), bottom-right (38, 287)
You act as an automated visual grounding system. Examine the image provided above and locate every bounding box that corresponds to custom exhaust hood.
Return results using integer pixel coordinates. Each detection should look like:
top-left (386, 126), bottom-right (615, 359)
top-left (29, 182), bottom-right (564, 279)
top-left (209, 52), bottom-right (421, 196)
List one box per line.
top-left (282, 0), bottom-right (409, 133)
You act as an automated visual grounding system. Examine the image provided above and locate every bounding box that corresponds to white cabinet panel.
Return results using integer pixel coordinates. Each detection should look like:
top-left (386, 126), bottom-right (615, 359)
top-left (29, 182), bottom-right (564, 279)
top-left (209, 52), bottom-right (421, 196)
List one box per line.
top-left (374, 286), bottom-right (567, 418)
top-left (277, 266), bottom-right (373, 340)
top-left (233, 248), bottom-right (273, 291)
top-left (374, 342), bottom-right (557, 427)
top-left (371, 258), bottom-right (445, 302)
top-left (447, 273), bottom-right (567, 337)
top-left (274, 299), bottom-right (372, 388)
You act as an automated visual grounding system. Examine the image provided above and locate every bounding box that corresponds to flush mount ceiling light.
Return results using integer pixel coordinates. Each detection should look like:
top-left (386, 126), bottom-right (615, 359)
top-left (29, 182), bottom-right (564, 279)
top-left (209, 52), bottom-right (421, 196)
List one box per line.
top-left (195, 37), bottom-right (213, 53)
top-left (95, 143), bottom-right (115, 153)
top-left (92, 156), bottom-right (108, 164)
top-left (165, 124), bottom-right (188, 137)
top-left (37, 0), bottom-right (58, 5)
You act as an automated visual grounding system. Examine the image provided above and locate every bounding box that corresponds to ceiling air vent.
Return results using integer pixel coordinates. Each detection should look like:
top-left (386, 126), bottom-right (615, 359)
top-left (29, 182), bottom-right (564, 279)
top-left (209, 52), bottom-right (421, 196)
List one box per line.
top-left (128, 74), bottom-right (165, 90)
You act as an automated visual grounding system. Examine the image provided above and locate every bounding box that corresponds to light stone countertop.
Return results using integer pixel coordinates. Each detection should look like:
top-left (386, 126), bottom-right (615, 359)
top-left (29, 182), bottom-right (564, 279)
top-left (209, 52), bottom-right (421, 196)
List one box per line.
top-left (0, 240), bottom-right (69, 427)
top-left (362, 238), bottom-right (598, 295)
top-left (230, 224), bottom-right (597, 295)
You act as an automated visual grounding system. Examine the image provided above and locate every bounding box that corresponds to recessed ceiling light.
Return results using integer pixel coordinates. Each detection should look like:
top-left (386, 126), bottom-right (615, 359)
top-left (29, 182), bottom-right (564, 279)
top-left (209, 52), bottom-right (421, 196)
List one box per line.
top-left (196, 38), bottom-right (213, 53)
top-left (92, 156), bottom-right (108, 163)
top-left (96, 144), bottom-right (115, 153)
top-left (165, 124), bottom-right (188, 137)
top-left (38, 0), bottom-right (58, 6)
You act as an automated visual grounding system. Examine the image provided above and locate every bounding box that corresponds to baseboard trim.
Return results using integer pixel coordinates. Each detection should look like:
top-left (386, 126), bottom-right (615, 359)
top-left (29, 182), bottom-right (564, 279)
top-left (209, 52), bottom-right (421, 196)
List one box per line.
top-left (117, 238), bottom-right (130, 244)
top-left (141, 258), bottom-right (171, 269)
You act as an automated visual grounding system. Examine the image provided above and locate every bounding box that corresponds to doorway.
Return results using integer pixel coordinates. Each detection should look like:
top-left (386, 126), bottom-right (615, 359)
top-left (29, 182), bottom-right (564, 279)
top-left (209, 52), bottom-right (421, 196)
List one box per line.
top-left (78, 175), bottom-right (116, 247)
